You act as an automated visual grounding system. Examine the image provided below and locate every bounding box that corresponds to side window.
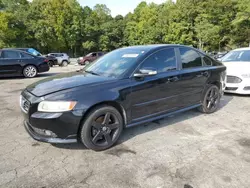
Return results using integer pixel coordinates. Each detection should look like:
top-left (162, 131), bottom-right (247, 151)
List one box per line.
top-left (2, 51), bottom-right (20, 59)
top-left (203, 56), bottom-right (212, 66)
top-left (21, 53), bottom-right (34, 59)
top-left (141, 48), bottom-right (177, 73)
top-left (180, 48), bottom-right (202, 69)
top-left (98, 52), bottom-right (103, 56)
top-left (92, 53), bottom-right (97, 57)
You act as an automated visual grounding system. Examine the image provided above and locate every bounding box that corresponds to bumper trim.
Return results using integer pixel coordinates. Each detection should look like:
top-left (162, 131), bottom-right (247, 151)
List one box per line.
top-left (24, 121), bottom-right (77, 144)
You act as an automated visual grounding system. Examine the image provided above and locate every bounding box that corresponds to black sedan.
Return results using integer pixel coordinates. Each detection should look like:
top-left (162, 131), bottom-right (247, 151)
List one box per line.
top-left (0, 49), bottom-right (50, 78)
top-left (20, 44), bottom-right (226, 150)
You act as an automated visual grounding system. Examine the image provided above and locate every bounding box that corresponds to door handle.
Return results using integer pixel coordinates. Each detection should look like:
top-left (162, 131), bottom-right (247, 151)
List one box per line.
top-left (167, 76), bottom-right (179, 82)
top-left (201, 71), bottom-right (209, 77)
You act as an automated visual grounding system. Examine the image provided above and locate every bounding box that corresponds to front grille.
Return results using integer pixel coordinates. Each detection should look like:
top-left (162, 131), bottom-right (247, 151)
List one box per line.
top-left (20, 96), bottom-right (30, 113)
top-left (227, 76), bottom-right (242, 83)
top-left (225, 87), bottom-right (238, 91)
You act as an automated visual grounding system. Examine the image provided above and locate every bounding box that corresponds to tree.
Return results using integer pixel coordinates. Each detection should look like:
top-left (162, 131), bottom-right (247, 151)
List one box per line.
top-left (231, 0), bottom-right (250, 47)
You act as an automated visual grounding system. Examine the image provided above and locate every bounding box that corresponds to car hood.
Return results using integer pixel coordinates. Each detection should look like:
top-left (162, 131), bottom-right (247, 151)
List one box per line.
top-left (26, 71), bottom-right (115, 97)
top-left (222, 61), bottom-right (250, 75)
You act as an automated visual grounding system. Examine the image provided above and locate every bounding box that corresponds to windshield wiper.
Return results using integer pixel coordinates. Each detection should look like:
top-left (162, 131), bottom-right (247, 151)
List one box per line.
top-left (84, 70), bottom-right (100, 76)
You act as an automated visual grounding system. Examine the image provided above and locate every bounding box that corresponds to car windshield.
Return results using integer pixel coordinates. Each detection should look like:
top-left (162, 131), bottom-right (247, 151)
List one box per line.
top-left (222, 50), bottom-right (250, 62)
top-left (84, 48), bottom-right (147, 78)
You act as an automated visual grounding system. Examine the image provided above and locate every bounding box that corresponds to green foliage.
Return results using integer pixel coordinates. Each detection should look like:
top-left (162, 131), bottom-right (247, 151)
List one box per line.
top-left (0, 0), bottom-right (249, 56)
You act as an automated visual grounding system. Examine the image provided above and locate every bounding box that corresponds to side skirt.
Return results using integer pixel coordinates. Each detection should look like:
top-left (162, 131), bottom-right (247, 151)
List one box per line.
top-left (126, 104), bottom-right (201, 128)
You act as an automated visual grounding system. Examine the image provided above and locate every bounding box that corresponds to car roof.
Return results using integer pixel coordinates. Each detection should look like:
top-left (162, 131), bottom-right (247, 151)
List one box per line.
top-left (4, 48), bottom-right (31, 50)
top-left (233, 47), bottom-right (250, 51)
top-left (119, 44), bottom-right (203, 54)
top-left (0, 49), bottom-right (36, 55)
top-left (121, 44), bottom-right (193, 50)
top-left (49, 53), bottom-right (66, 54)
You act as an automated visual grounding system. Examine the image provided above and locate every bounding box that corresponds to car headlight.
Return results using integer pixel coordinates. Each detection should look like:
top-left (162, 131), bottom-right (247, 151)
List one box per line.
top-left (79, 57), bottom-right (83, 60)
top-left (242, 74), bottom-right (250, 78)
top-left (38, 101), bottom-right (77, 112)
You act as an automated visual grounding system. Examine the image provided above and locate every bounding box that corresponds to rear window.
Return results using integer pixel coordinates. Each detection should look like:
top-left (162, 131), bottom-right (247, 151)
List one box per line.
top-left (203, 56), bottom-right (212, 66)
top-left (21, 52), bottom-right (34, 59)
top-left (180, 48), bottom-right (202, 69)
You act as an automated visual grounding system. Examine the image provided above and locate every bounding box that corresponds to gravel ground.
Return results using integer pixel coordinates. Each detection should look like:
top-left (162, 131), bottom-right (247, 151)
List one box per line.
top-left (0, 65), bottom-right (250, 188)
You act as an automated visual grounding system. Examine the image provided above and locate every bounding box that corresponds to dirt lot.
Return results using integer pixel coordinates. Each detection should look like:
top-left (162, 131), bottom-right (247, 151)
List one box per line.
top-left (0, 65), bottom-right (250, 188)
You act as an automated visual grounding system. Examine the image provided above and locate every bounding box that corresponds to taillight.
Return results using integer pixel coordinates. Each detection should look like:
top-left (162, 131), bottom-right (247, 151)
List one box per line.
top-left (44, 59), bottom-right (49, 63)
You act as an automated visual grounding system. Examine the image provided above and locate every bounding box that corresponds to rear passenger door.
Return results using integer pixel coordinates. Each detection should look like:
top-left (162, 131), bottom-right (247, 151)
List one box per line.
top-left (20, 52), bottom-right (35, 65)
top-left (177, 47), bottom-right (210, 106)
top-left (0, 50), bottom-right (22, 75)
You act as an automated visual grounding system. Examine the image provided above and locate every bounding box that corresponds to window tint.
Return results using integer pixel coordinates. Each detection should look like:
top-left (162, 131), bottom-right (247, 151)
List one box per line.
top-left (92, 53), bottom-right (97, 57)
top-left (2, 51), bottom-right (20, 59)
top-left (21, 53), bottom-right (34, 59)
top-left (141, 48), bottom-right (177, 73)
top-left (203, 56), bottom-right (212, 66)
top-left (180, 48), bottom-right (202, 69)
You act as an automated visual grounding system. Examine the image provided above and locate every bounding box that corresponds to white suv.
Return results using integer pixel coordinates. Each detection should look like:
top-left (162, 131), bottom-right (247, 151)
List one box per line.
top-left (48, 53), bottom-right (70, 67)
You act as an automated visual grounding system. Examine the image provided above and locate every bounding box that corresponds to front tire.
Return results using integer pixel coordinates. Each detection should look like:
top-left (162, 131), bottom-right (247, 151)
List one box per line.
top-left (80, 105), bottom-right (123, 151)
top-left (198, 85), bottom-right (220, 114)
top-left (84, 60), bottom-right (90, 65)
top-left (23, 65), bottom-right (37, 78)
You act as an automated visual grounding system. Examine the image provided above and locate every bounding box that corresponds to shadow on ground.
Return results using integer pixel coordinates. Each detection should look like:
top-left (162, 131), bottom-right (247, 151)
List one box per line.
top-left (0, 72), bottom-right (60, 80)
top-left (52, 95), bottom-right (234, 150)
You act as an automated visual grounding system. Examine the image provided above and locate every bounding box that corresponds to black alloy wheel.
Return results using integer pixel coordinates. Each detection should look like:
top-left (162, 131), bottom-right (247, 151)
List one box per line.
top-left (80, 106), bottom-right (123, 151)
top-left (199, 85), bottom-right (220, 114)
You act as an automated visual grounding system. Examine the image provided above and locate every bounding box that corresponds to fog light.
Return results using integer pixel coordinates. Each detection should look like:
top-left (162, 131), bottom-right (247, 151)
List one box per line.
top-left (44, 130), bottom-right (57, 137)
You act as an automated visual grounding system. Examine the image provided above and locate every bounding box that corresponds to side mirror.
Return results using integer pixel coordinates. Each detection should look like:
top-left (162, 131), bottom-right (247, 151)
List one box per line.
top-left (134, 68), bottom-right (157, 78)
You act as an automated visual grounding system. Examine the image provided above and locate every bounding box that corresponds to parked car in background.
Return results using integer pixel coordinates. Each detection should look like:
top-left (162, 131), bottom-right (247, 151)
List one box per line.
top-left (20, 44), bottom-right (226, 151)
top-left (4, 48), bottom-right (58, 67)
top-left (221, 47), bottom-right (250, 94)
top-left (0, 49), bottom-right (50, 78)
top-left (214, 51), bottom-right (228, 60)
top-left (78, 52), bottom-right (105, 65)
top-left (48, 53), bottom-right (70, 67)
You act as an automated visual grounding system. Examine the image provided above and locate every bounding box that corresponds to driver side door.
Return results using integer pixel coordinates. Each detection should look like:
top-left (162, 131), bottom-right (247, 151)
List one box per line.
top-left (130, 48), bottom-right (183, 122)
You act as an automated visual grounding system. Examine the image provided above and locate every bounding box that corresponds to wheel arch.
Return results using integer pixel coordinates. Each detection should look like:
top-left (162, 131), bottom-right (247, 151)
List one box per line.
top-left (77, 101), bottom-right (127, 137)
top-left (207, 80), bottom-right (221, 90)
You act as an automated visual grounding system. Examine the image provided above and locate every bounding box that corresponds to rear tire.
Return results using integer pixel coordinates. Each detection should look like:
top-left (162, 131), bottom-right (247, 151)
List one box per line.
top-left (61, 60), bottom-right (68, 67)
top-left (23, 65), bottom-right (37, 78)
top-left (198, 85), bottom-right (220, 114)
top-left (80, 105), bottom-right (123, 151)
top-left (48, 61), bottom-right (53, 67)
